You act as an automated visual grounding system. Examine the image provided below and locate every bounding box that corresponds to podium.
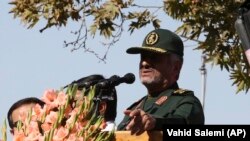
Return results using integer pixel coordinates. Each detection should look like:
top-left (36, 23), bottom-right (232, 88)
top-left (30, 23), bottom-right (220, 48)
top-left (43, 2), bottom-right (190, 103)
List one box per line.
top-left (115, 131), bottom-right (162, 141)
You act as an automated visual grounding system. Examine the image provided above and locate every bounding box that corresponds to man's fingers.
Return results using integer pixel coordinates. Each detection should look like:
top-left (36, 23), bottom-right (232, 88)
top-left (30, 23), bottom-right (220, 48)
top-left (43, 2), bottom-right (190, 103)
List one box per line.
top-left (130, 120), bottom-right (144, 135)
top-left (135, 128), bottom-right (145, 136)
top-left (125, 116), bottom-right (136, 130)
top-left (144, 120), bottom-right (153, 130)
top-left (125, 109), bottom-right (155, 134)
top-left (141, 113), bottom-right (149, 123)
top-left (141, 113), bottom-right (155, 130)
top-left (128, 109), bottom-right (142, 117)
top-left (130, 125), bottom-right (140, 135)
top-left (124, 110), bottom-right (132, 115)
top-left (124, 109), bottom-right (142, 117)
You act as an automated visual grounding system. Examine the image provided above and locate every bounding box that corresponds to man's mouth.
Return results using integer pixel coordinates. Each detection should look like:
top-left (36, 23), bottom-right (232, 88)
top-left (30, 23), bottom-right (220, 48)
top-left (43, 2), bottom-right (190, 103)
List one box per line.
top-left (140, 69), bottom-right (153, 76)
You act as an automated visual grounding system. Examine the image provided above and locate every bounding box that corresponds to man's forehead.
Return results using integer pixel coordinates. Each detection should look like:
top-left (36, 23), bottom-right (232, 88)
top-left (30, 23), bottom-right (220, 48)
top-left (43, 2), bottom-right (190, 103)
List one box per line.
top-left (12, 103), bottom-right (36, 115)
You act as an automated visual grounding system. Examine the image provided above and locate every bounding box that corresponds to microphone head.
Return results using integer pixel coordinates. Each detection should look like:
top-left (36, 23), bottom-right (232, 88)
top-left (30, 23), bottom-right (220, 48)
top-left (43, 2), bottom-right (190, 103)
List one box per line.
top-left (96, 74), bottom-right (135, 88)
top-left (98, 75), bottom-right (120, 88)
top-left (123, 73), bottom-right (135, 84)
top-left (109, 75), bottom-right (120, 84)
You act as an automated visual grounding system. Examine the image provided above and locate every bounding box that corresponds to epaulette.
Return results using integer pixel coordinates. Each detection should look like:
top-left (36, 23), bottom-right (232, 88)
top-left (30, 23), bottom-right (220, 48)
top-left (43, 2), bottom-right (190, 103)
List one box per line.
top-left (126, 96), bottom-right (146, 110)
top-left (173, 88), bottom-right (192, 95)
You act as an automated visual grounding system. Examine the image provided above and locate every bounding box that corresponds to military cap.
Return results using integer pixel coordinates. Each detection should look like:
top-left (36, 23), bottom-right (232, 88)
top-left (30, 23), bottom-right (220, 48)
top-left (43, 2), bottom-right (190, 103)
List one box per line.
top-left (126, 28), bottom-right (184, 57)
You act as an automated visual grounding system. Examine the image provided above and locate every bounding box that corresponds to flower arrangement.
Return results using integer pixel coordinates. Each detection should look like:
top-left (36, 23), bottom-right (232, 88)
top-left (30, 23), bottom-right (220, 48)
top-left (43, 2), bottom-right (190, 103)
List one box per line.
top-left (1, 85), bottom-right (114, 141)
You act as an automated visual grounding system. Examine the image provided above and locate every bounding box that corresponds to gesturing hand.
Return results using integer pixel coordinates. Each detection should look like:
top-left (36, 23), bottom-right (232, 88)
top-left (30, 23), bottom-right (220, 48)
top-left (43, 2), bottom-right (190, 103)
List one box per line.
top-left (124, 109), bottom-right (156, 135)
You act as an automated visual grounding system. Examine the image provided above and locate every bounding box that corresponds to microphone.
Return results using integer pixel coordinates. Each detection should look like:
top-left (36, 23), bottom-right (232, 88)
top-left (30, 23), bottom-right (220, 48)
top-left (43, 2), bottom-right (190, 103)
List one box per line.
top-left (80, 80), bottom-right (99, 88)
top-left (63, 76), bottom-right (103, 89)
top-left (235, 8), bottom-right (250, 66)
top-left (97, 73), bottom-right (135, 88)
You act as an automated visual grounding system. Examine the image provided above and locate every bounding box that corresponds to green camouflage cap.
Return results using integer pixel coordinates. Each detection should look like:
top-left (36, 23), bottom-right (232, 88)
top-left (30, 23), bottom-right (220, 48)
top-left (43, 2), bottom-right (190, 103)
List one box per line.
top-left (126, 29), bottom-right (184, 57)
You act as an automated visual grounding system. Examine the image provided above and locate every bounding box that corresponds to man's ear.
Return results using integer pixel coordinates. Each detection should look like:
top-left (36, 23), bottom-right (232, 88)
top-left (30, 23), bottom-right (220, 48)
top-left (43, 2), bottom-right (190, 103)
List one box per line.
top-left (99, 102), bottom-right (107, 115)
top-left (175, 60), bottom-right (182, 71)
top-left (173, 60), bottom-right (183, 80)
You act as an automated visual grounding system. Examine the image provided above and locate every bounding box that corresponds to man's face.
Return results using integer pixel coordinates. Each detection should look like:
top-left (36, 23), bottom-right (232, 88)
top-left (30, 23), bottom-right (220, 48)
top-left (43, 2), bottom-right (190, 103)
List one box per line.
top-left (139, 52), bottom-right (178, 92)
top-left (11, 103), bottom-right (36, 125)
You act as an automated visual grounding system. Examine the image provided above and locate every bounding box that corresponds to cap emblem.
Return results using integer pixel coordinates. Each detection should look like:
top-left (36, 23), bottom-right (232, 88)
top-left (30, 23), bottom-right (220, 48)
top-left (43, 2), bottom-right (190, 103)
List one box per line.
top-left (145, 32), bottom-right (159, 45)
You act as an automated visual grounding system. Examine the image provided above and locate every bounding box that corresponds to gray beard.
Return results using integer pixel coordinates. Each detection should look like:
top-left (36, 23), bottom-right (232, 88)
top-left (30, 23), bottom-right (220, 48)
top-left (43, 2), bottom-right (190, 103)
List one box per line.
top-left (141, 76), bottom-right (163, 86)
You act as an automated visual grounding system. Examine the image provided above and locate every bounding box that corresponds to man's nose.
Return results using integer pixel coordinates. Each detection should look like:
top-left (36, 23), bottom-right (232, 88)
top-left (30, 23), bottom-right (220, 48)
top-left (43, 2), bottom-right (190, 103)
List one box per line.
top-left (141, 60), bottom-right (148, 66)
top-left (140, 59), bottom-right (151, 69)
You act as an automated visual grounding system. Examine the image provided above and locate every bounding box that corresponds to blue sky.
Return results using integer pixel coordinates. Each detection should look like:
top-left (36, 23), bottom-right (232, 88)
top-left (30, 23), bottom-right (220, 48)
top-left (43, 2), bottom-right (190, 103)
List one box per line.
top-left (1, 0), bottom-right (250, 140)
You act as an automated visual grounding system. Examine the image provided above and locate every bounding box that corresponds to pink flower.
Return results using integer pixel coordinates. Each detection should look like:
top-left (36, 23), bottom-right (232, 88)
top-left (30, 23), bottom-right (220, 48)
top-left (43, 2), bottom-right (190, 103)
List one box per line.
top-left (25, 131), bottom-right (40, 141)
top-left (41, 122), bottom-right (52, 133)
top-left (32, 104), bottom-right (45, 121)
top-left (25, 121), bottom-right (40, 134)
top-left (10, 87), bottom-right (114, 141)
top-left (67, 133), bottom-right (84, 141)
top-left (66, 111), bottom-right (77, 127)
top-left (41, 89), bottom-right (58, 109)
top-left (38, 136), bottom-right (45, 141)
top-left (53, 127), bottom-right (69, 141)
top-left (16, 109), bottom-right (29, 123)
top-left (55, 91), bottom-right (67, 106)
top-left (13, 130), bottom-right (25, 141)
top-left (45, 111), bottom-right (58, 124)
top-left (64, 105), bottom-right (73, 118)
top-left (74, 90), bottom-right (83, 100)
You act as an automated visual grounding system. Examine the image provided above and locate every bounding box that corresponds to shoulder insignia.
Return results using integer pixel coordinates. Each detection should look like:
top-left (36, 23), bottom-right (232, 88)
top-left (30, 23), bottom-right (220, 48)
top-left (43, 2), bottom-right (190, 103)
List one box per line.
top-left (173, 88), bottom-right (191, 95)
top-left (126, 96), bottom-right (146, 110)
top-left (155, 96), bottom-right (168, 106)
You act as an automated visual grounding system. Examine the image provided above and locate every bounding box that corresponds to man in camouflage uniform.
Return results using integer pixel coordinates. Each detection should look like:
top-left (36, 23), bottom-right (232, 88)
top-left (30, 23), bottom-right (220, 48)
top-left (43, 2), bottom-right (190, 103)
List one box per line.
top-left (117, 29), bottom-right (205, 135)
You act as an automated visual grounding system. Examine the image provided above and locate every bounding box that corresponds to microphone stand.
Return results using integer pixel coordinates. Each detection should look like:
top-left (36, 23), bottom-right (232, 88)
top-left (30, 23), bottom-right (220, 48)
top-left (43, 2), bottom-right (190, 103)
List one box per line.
top-left (93, 86), bottom-right (102, 118)
top-left (92, 86), bottom-right (115, 118)
top-left (235, 1), bottom-right (250, 67)
top-left (200, 55), bottom-right (207, 110)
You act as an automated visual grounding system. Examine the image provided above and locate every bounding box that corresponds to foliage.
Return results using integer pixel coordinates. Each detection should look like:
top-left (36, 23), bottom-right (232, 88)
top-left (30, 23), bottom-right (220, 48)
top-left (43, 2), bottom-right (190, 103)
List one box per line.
top-left (8, 0), bottom-right (250, 93)
top-left (1, 119), bottom-right (7, 141)
top-left (0, 86), bottom-right (114, 141)
top-left (9, 0), bottom-right (161, 61)
top-left (164, 0), bottom-right (250, 93)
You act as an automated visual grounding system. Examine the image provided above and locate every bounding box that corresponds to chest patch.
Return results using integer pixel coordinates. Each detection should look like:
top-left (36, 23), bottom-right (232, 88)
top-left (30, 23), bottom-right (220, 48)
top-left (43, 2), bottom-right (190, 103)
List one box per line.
top-left (155, 96), bottom-right (168, 106)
